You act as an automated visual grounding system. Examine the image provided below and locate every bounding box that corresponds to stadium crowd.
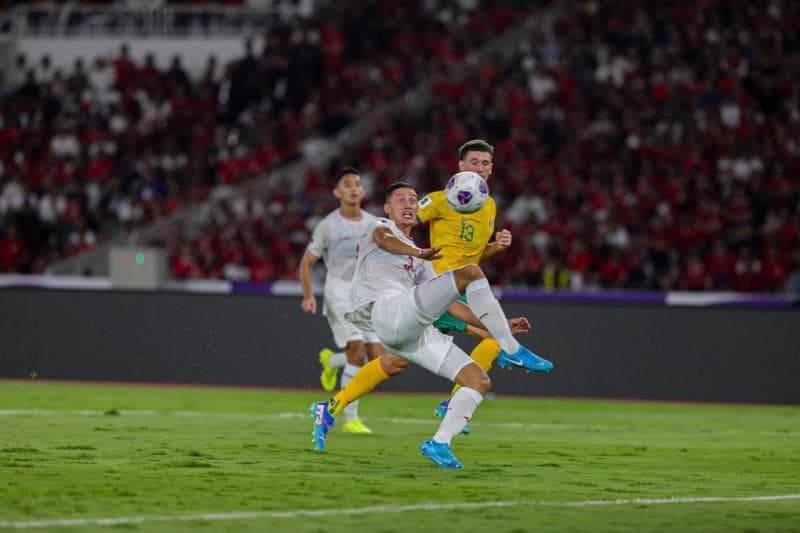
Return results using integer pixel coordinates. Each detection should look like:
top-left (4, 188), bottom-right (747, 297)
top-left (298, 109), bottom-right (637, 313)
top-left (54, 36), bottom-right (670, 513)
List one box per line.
top-left (1, 0), bottom-right (799, 293)
top-left (0, 0), bottom-right (528, 273)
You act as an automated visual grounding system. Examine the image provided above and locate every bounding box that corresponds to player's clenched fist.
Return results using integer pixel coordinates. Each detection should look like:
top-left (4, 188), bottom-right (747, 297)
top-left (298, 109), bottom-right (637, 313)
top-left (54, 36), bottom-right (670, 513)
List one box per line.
top-left (495, 229), bottom-right (512, 249)
top-left (508, 317), bottom-right (531, 334)
top-left (301, 296), bottom-right (317, 314)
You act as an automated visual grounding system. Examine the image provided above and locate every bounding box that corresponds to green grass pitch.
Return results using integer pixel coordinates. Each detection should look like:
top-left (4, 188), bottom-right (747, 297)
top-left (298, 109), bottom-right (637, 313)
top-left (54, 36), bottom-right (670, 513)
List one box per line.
top-left (1, 380), bottom-right (799, 532)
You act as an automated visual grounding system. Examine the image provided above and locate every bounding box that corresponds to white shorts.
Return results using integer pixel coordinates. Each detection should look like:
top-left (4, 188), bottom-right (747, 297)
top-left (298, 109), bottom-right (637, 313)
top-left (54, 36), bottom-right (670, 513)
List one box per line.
top-left (325, 307), bottom-right (380, 349)
top-left (370, 290), bottom-right (456, 378)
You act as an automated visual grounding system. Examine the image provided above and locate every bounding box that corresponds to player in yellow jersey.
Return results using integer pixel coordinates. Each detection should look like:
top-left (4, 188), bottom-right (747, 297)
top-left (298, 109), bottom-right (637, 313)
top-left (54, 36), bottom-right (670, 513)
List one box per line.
top-left (309, 140), bottom-right (552, 438)
top-left (417, 139), bottom-right (553, 432)
top-left (418, 145), bottom-right (502, 274)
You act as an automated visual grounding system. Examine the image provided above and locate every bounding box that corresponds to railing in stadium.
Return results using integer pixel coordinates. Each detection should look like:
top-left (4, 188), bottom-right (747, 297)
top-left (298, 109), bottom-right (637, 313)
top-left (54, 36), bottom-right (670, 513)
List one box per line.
top-left (0, 1), bottom-right (318, 38)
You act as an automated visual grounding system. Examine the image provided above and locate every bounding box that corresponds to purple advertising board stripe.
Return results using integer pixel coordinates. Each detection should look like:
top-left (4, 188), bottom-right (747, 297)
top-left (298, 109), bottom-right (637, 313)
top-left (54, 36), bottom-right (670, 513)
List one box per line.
top-left (498, 288), bottom-right (667, 306)
top-left (498, 288), bottom-right (797, 308)
top-left (231, 281), bottom-right (273, 294)
top-left (715, 298), bottom-right (796, 308)
top-left (1, 275), bottom-right (796, 308)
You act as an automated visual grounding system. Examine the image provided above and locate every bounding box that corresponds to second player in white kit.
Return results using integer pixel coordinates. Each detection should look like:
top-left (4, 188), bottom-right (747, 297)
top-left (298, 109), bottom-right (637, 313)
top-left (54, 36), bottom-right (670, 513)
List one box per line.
top-left (299, 167), bottom-right (383, 434)
top-left (307, 207), bottom-right (379, 348)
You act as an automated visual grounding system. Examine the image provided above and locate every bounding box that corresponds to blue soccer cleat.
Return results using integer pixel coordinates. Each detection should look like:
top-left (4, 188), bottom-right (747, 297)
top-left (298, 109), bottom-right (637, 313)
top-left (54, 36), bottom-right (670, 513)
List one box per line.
top-left (433, 399), bottom-right (448, 418)
top-left (310, 401), bottom-right (335, 452)
top-left (497, 346), bottom-right (553, 373)
top-left (434, 399), bottom-right (471, 435)
top-left (420, 439), bottom-right (464, 469)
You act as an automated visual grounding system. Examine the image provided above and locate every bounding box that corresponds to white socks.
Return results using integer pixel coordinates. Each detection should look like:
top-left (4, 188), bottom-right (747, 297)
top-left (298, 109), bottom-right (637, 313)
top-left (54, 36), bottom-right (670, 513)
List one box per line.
top-left (433, 387), bottom-right (483, 444)
top-left (465, 278), bottom-right (520, 354)
top-left (341, 363), bottom-right (361, 421)
top-left (329, 352), bottom-right (347, 368)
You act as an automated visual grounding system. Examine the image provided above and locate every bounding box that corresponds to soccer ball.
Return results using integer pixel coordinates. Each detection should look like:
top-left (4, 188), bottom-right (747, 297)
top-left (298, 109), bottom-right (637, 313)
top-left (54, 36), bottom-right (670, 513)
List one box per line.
top-left (445, 171), bottom-right (489, 213)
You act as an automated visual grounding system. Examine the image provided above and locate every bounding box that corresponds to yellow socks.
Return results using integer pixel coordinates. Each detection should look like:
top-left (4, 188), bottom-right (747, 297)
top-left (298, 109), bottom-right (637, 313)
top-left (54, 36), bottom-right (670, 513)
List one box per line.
top-left (447, 338), bottom-right (501, 400)
top-left (328, 356), bottom-right (390, 416)
top-left (471, 338), bottom-right (501, 372)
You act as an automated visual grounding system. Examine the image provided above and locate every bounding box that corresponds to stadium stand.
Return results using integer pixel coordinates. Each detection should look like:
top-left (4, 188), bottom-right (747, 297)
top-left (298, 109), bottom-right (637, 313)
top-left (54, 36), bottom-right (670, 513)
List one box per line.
top-left (0, 0), bottom-right (532, 274)
top-left (1, 0), bottom-right (798, 292)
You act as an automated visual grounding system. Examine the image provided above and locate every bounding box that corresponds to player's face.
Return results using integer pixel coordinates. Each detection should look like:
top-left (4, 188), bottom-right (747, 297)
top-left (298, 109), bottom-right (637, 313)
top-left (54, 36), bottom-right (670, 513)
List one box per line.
top-left (333, 173), bottom-right (365, 206)
top-left (384, 187), bottom-right (418, 228)
top-left (458, 150), bottom-right (493, 181)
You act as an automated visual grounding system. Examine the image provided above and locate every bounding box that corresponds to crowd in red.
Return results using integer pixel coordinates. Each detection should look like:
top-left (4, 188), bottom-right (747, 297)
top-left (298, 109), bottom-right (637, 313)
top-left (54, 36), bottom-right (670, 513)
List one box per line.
top-left (0, 0), bottom-right (526, 274)
top-left (2, 1), bottom-right (799, 292)
top-left (377, 0), bottom-right (800, 293)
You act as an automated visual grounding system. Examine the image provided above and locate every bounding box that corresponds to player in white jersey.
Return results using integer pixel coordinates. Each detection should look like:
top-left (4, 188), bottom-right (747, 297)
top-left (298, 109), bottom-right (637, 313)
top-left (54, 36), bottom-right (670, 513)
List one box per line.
top-left (311, 182), bottom-right (541, 468)
top-left (299, 167), bottom-right (382, 434)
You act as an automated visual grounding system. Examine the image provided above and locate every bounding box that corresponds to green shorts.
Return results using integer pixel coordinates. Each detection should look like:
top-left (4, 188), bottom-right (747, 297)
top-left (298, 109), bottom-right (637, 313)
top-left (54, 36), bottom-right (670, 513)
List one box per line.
top-left (433, 294), bottom-right (468, 334)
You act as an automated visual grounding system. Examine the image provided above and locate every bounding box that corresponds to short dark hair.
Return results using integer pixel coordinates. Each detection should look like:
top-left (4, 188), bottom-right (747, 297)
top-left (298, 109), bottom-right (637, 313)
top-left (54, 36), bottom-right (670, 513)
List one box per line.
top-left (458, 139), bottom-right (494, 160)
top-left (334, 166), bottom-right (360, 186)
top-left (384, 181), bottom-right (415, 201)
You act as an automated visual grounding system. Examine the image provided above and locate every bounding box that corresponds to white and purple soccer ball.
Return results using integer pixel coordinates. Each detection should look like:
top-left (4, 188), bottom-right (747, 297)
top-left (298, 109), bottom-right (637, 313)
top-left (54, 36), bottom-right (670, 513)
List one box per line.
top-left (444, 171), bottom-right (489, 213)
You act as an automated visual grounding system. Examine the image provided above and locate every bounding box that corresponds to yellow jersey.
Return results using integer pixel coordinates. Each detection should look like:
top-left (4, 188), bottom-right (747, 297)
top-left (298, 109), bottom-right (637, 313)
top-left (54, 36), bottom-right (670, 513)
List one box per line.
top-left (417, 190), bottom-right (496, 274)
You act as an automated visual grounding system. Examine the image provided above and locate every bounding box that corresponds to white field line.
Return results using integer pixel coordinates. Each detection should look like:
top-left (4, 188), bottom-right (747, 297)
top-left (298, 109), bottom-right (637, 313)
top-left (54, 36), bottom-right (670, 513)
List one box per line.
top-left (3, 408), bottom-right (794, 436)
top-left (2, 409), bottom-right (786, 435)
top-left (1, 494), bottom-right (799, 529)
top-left (0, 409), bottom-right (596, 431)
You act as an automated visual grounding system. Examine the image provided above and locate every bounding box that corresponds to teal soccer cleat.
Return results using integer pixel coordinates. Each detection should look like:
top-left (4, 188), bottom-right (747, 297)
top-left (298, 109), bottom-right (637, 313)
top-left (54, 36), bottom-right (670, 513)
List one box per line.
top-left (497, 346), bottom-right (553, 373)
top-left (419, 439), bottom-right (464, 469)
top-left (433, 399), bottom-right (448, 418)
top-left (434, 399), bottom-right (471, 435)
top-left (310, 401), bottom-right (335, 452)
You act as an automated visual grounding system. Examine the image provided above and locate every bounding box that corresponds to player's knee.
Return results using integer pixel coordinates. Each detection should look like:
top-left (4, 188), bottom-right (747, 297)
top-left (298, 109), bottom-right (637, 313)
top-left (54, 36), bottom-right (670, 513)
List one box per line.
top-left (365, 342), bottom-right (383, 360)
top-left (345, 341), bottom-right (367, 365)
top-left (457, 363), bottom-right (491, 394)
top-left (381, 354), bottom-right (409, 376)
top-left (475, 371), bottom-right (491, 395)
top-left (453, 263), bottom-right (485, 292)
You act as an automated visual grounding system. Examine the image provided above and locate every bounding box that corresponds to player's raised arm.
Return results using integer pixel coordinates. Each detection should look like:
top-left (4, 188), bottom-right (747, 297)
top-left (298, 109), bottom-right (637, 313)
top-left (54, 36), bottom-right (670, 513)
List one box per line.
top-left (372, 226), bottom-right (441, 260)
top-left (447, 300), bottom-right (530, 335)
top-left (481, 228), bottom-right (513, 262)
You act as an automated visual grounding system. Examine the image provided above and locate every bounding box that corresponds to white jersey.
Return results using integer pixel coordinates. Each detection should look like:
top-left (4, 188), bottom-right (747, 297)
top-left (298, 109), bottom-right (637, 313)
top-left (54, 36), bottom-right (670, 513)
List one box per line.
top-left (306, 208), bottom-right (377, 315)
top-left (351, 218), bottom-right (437, 310)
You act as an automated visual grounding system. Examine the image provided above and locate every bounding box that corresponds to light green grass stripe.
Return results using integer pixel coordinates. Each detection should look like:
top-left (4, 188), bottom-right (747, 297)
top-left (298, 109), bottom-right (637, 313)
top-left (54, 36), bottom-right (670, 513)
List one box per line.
top-left (2, 494), bottom-right (799, 529)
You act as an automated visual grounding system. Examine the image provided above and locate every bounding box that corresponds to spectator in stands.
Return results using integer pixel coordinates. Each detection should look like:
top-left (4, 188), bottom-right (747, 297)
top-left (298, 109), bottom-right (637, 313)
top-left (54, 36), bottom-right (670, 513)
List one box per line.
top-left (0, 223), bottom-right (28, 272)
top-left (6, 53), bottom-right (29, 91)
top-left (784, 258), bottom-right (800, 295)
